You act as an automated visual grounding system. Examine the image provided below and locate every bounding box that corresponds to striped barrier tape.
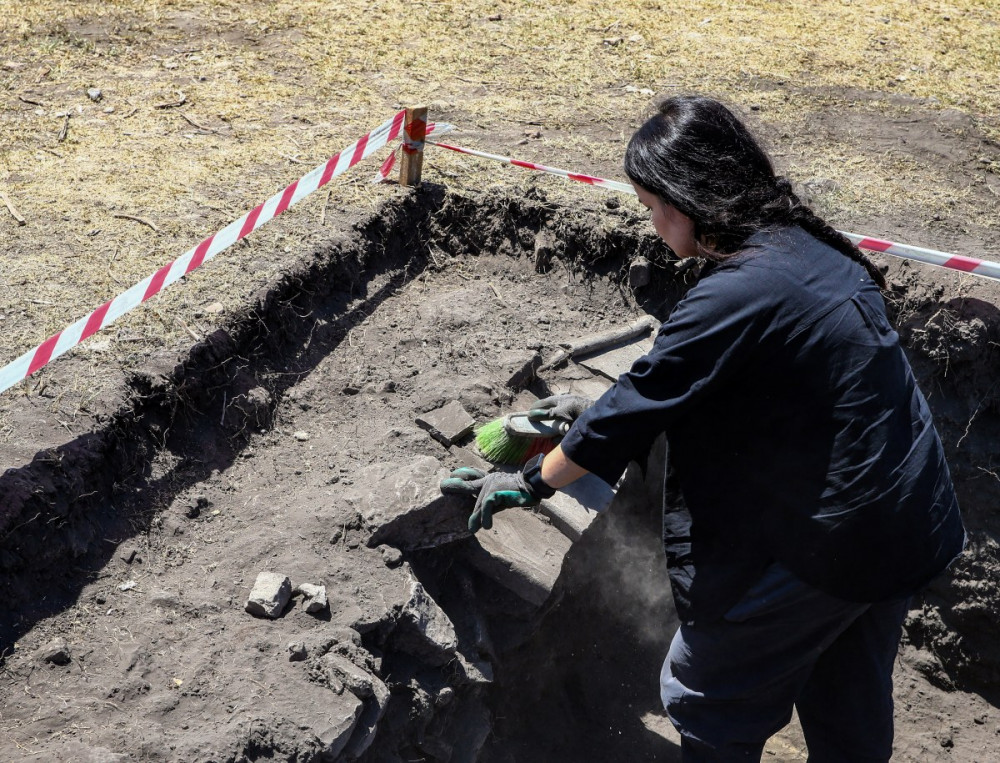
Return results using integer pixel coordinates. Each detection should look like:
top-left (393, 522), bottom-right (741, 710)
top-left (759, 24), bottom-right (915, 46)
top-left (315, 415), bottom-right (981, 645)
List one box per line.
top-left (373, 122), bottom-right (454, 183)
top-left (0, 111), bottom-right (412, 396)
top-left (5, 119), bottom-right (994, 397)
top-left (427, 140), bottom-right (634, 194)
top-left (424, 139), bottom-right (1000, 283)
top-left (840, 233), bottom-right (1000, 281)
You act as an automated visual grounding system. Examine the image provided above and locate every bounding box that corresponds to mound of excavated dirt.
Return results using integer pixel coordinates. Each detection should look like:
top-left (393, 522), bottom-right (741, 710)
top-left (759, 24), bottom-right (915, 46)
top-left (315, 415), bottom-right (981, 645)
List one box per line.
top-left (2, 188), bottom-right (1000, 762)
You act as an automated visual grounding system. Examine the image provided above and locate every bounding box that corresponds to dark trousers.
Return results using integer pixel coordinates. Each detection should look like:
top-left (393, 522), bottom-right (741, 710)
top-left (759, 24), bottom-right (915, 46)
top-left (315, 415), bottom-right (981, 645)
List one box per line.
top-left (660, 562), bottom-right (909, 762)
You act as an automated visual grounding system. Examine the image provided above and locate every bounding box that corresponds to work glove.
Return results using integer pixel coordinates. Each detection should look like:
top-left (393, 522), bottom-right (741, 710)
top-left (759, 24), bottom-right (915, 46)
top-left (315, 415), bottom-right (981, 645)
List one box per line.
top-left (440, 467), bottom-right (540, 533)
top-left (527, 394), bottom-right (594, 423)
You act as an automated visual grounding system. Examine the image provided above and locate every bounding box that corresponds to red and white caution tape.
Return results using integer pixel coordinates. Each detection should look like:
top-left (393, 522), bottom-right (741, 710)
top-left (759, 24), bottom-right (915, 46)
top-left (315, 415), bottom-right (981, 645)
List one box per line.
top-left (0, 111), bottom-right (409, 396)
top-left (373, 122), bottom-right (455, 183)
top-left (841, 233), bottom-right (1000, 281)
top-left (428, 140), bottom-right (634, 194)
top-left (426, 139), bottom-right (1000, 283)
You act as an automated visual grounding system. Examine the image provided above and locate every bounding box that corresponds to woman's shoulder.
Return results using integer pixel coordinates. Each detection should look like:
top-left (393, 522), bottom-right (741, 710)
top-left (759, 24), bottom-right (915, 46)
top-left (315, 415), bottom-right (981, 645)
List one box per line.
top-left (686, 225), bottom-right (867, 321)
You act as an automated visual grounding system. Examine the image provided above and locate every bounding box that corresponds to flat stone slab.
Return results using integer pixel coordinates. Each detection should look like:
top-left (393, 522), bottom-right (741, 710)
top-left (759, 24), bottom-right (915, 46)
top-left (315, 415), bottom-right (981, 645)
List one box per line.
top-left (543, 360), bottom-right (614, 402)
top-left (254, 662), bottom-right (363, 761)
top-left (448, 445), bottom-right (491, 473)
top-left (358, 456), bottom-right (470, 551)
top-left (465, 508), bottom-right (572, 606)
top-left (416, 401), bottom-right (476, 447)
top-left (577, 336), bottom-right (655, 380)
top-left (539, 472), bottom-right (616, 541)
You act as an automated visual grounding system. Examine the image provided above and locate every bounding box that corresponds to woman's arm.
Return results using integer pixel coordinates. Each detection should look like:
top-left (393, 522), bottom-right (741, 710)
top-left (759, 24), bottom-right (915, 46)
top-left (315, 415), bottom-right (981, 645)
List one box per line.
top-left (541, 444), bottom-right (590, 489)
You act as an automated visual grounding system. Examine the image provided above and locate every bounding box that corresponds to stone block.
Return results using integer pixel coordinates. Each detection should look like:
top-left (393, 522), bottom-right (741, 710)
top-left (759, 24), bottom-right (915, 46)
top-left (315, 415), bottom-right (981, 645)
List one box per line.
top-left (543, 362), bottom-right (614, 402)
top-left (249, 665), bottom-right (363, 761)
top-left (539, 472), bottom-right (616, 541)
top-left (358, 456), bottom-right (471, 551)
top-left (416, 400), bottom-right (476, 446)
top-left (577, 335), bottom-right (655, 380)
top-left (245, 572), bottom-right (292, 619)
top-left (324, 653), bottom-right (391, 759)
top-left (323, 652), bottom-right (384, 700)
top-left (465, 508), bottom-right (572, 606)
top-left (398, 580), bottom-right (458, 663)
top-left (547, 373), bottom-right (613, 402)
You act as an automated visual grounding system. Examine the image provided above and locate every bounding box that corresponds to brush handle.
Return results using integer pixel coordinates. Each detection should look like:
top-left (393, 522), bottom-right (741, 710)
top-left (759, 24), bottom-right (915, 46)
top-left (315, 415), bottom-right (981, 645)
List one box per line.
top-left (503, 413), bottom-right (570, 438)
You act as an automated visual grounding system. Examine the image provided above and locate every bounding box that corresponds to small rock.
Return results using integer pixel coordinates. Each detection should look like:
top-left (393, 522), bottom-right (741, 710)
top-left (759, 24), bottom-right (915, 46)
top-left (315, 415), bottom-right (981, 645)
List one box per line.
top-left (287, 641), bottom-right (307, 661)
top-left (294, 430), bottom-right (311, 442)
top-left (629, 256), bottom-right (652, 289)
top-left (380, 546), bottom-right (403, 568)
top-left (204, 302), bottom-right (224, 314)
top-left (103, 106), bottom-right (115, 114)
top-left (245, 572), bottom-right (292, 619)
top-left (118, 580), bottom-right (137, 591)
top-left (182, 494), bottom-right (211, 519)
top-left (295, 583), bottom-right (329, 614)
top-left (87, 87), bottom-right (102, 102)
top-left (38, 637), bottom-right (71, 665)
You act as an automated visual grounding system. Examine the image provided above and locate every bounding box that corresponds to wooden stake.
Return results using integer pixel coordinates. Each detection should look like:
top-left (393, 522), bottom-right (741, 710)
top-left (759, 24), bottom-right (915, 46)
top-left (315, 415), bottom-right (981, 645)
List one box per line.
top-left (398, 105), bottom-right (428, 187)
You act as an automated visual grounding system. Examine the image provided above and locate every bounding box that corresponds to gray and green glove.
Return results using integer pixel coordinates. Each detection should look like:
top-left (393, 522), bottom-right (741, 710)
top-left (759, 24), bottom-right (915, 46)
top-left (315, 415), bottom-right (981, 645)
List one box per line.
top-left (527, 394), bottom-right (593, 423)
top-left (440, 467), bottom-right (540, 533)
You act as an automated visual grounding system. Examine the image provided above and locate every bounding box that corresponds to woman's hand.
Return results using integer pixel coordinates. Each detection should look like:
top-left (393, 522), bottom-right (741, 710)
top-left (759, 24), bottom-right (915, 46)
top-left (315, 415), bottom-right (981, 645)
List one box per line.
top-left (527, 394), bottom-right (594, 423)
top-left (440, 468), bottom-right (541, 533)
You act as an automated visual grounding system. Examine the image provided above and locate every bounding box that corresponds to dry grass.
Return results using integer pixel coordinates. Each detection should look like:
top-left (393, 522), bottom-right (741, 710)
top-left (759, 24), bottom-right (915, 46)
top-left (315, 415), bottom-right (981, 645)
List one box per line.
top-left (1, 0), bottom-right (998, 431)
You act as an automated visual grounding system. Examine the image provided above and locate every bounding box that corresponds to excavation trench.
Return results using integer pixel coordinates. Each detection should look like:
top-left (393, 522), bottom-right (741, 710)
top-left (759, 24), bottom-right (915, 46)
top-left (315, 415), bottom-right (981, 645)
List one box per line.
top-left (1, 188), bottom-right (998, 761)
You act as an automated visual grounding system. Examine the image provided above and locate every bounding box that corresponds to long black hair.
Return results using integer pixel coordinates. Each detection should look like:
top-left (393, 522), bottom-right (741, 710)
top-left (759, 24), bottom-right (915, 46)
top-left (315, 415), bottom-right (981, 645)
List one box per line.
top-left (624, 95), bottom-right (886, 288)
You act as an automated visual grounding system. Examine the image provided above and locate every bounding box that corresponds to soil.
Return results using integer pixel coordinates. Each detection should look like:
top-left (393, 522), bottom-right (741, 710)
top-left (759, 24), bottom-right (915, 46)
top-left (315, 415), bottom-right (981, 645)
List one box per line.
top-left (4, 6), bottom-right (1000, 760)
top-left (1, 177), bottom-right (1000, 762)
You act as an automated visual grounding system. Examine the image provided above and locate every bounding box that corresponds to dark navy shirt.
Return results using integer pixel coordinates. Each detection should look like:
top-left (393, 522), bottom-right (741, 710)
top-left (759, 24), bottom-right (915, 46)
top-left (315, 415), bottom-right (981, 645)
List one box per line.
top-left (560, 226), bottom-right (965, 624)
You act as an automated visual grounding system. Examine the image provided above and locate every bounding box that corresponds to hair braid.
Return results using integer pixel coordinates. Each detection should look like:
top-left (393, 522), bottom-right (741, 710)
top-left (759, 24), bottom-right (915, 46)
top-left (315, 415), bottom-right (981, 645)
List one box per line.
top-left (774, 178), bottom-right (887, 289)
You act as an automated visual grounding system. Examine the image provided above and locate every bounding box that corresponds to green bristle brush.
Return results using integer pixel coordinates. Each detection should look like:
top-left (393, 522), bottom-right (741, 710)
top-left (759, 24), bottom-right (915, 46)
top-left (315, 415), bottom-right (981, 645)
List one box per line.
top-left (474, 413), bottom-right (570, 466)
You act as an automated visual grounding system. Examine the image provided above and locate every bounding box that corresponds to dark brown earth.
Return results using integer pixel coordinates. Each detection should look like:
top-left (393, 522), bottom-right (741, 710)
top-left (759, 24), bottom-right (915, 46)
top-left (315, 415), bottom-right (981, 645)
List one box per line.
top-left (4, 50), bottom-right (1000, 757)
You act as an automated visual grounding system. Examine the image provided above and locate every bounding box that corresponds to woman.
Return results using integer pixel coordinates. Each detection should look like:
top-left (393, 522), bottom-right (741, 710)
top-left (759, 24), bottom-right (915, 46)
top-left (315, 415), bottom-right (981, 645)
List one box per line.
top-left (442, 95), bottom-right (965, 761)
